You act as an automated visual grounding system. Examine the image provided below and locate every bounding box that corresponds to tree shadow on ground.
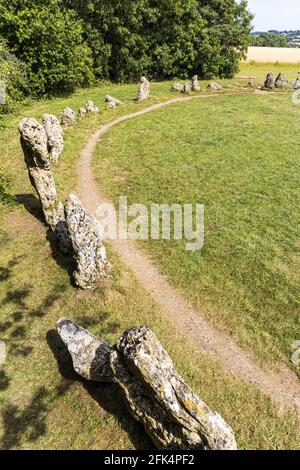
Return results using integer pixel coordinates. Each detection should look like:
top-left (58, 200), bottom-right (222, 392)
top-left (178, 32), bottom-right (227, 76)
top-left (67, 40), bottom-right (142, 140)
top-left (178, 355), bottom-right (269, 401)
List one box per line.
top-left (46, 329), bottom-right (155, 450)
top-left (0, 387), bottom-right (48, 449)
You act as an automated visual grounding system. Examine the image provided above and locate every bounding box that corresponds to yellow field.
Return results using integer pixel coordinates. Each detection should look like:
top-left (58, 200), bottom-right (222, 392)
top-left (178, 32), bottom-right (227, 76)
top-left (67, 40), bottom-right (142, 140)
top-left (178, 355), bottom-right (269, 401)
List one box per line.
top-left (245, 46), bottom-right (300, 64)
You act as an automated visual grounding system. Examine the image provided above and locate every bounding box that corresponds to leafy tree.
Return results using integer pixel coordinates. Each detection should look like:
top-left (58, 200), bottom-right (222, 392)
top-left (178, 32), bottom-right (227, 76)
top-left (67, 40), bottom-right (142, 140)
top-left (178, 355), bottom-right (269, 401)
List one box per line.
top-left (251, 32), bottom-right (291, 48)
top-left (0, 0), bottom-right (95, 96)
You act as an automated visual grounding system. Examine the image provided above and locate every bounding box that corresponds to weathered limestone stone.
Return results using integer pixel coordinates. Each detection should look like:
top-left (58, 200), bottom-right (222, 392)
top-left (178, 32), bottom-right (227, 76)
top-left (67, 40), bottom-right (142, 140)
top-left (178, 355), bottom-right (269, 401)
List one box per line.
top-left (207, 82), bottom-right (222, 90)
top-left (137, 76), bottom-right (150, 102)
top-left (275, 73), bottom-right (288, 88)
top-left (42, 114), bottom-right (64, 164)
top-left (56, 319), bottom-right (237, 451)
top-left (111, 326), bottom-right (237, 450)
top-left (57, 318), bottom-right (115, 382)
top-left (86, 101), bottom-right (99, 113)
top-left (105, 95), bottom-right (123, 107)
top-left (171, 83), bottom-right (184, 92)
top-left (292, 78), bottom-right (300, 90)
top-left (78, 107), bottom-right (87, 118)
top-left (191, 75), bottom-right (200, 92)
top-left (65, 194), bottom-right (112, 290)
top-left (263, 72), bottom-right (275, 90)
top-left (61, 107), bottom-right (76, 126)
top-left (19, 118), bottom-right (70, 253)
top-left (182, 83), bottom-right (191, 94)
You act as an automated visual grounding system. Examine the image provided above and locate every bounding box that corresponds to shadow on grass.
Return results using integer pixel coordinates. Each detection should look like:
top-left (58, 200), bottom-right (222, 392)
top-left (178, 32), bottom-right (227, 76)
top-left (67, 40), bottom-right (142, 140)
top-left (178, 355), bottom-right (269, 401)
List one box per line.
top-left (15, 193), bottom-right (45, 224)
top-left (46, 329), bottom-right (154, 450)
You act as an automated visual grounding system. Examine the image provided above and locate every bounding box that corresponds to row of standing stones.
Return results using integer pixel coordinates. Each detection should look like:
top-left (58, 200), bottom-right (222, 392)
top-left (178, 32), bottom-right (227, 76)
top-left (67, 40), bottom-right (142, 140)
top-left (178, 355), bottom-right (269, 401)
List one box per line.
top-left (263, 71), bottom-right (300, 90)
top-left (18, 76), bottom-right (237, 450)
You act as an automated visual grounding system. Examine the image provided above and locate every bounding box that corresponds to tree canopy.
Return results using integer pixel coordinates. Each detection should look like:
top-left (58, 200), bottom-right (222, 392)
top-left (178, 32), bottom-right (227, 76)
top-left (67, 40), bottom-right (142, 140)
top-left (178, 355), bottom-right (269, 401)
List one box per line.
top-left (251, 32), bottom-right (290, 48)
top-left (0, 0), bottom-right (253, 98)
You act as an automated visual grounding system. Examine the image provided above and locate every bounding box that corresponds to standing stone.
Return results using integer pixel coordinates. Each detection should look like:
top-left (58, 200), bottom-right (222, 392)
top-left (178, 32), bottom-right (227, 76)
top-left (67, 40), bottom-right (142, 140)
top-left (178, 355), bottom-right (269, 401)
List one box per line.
top-left (86, 101), bottom-right (99, 113)
top-left (207, 82), bottom-right (222, 90)
top-left (191, 75), bottom-right (200, 92)
top-left (61, 107), bottom-right (76, 126)
top-left (171, 83), bottom-right (184, 92)
top-left (57, 318), bottom-right (115, 383)
top-left (263, 72), bottom-right (275, 90)
top-left (78, 107), bottom-right (87, 118)
top-left (137, 76), bottom-right (150, 102)
top-left (57, 320), bottom-right (237, 451)
top-left (275, 73), bottom-right (288, 88)
top-left (105, 95), bottom-right (123, 107)
top-left (18, 118), bottom-right (70, 253)
top-left (292, 78), bottom-right (300, 90)
top-left (65, 194), bottom-right (112, 290)
top-left (182, 83), bottom-right (191, 94)
top-left (42, 114), bottom-right (64, 164)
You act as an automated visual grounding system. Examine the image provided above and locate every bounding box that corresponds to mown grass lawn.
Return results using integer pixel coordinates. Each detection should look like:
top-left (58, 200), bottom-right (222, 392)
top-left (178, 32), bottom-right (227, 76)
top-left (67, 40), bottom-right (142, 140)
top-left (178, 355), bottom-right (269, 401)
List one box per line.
top-left (94, 91), bottom-right (300, 371)
top-left (0, 68), bottom-right (299, 449)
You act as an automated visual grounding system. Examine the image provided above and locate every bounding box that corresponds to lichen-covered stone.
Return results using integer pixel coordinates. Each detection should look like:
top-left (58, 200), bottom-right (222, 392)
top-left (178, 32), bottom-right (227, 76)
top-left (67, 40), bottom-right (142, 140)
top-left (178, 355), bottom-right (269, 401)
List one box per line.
top-left (191, 75), bottom-right (200, 92)
top-left (61, 107), bottom-right (76, 126)
top-left (137, 76), bottom-right (150, 102)
top-left (105, 95), bottom-right (123, 107)
top-left (111, 326), bottom-right (237, 450)
top-left (263, 72), bottom-right (275, 90)
top-left (86, 101), bottom-right (99, 113)
top-left (275, 73), bottom-right (288, 88)
top-left (19, 118), bottom-right (71, 253)
top-left (171, 83), bottom-right (184, 92)
top-left (207, 82), bottom-right (222, 90)
top-left (65, 194), bottom-right (112, 290)
top-left (78, 107), bottom-right (87, 118)
top-left (42, 114), bottom-right (64, 163)
top-left (57, 318), bottom-right (114, 382)
top-left (56, 319), bottom-right (237, 450)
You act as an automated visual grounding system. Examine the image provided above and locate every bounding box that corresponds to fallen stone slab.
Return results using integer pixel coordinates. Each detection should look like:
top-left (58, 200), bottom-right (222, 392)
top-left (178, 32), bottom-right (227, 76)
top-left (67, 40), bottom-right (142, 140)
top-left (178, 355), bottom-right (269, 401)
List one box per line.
top-left (19, 117), bottom-right (70, 253)
top-left (57, 320), bottom-right (237, 450)
top-left (105, 95), bottom-right (123, 107)
top-left (64, 194), bottom-right (112, 290)
top-left (207, 82), bottom-right (222, 90)
top-left (171, 83), bottom-right (184, 92)
top-left (137, 76), bottom-right (150, 102)
top-left (42, 114), bottom-right (64, 163)
top-left (61, 107), bottom-right (76, 126)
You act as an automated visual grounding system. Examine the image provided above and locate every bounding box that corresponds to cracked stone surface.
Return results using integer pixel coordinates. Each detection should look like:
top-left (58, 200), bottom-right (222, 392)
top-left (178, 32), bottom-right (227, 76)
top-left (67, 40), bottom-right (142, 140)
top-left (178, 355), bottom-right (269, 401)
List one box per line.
top-left (65, 194), bottom-right (112, 290)
top-left (191, 75), bottom-right (200, 92)
top-left (61, 107), bottom-right (76, 126)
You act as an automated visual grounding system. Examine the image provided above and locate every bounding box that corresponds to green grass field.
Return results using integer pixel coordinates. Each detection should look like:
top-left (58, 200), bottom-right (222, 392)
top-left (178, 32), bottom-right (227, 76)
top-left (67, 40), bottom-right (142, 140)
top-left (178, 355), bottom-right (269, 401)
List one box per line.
top-left (0, 64), bottom-right (299, 449)
top-left (94, 91), bottom-right (300, 370)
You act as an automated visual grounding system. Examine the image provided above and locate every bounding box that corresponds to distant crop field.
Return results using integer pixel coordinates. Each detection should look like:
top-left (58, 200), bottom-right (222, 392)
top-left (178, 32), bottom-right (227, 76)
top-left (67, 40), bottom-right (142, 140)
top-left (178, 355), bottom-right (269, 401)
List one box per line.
top-left (246, 46), bottom-right (300, 64)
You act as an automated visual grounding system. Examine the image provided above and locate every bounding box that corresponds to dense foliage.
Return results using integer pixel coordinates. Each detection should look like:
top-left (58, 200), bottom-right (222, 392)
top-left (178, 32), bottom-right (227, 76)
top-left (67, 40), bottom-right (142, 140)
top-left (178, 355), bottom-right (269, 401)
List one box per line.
top-left (0, 0), bottom-right (253, 100)
top-left (0, 38), bottom-right (27, 113)
top-left (251, 32), bottom-right (290, 48)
